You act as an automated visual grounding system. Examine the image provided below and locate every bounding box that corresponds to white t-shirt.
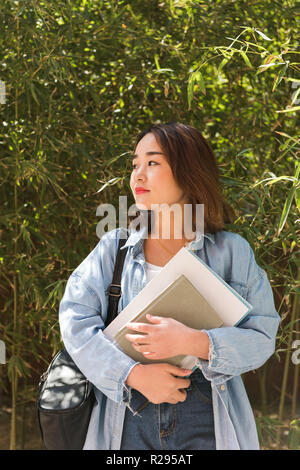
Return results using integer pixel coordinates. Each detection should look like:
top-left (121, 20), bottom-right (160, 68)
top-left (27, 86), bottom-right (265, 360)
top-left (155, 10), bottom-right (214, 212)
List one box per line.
top-left (145, 242), bottom-right (193, 282)
top-left (145, 261), bottom-right (163, 282)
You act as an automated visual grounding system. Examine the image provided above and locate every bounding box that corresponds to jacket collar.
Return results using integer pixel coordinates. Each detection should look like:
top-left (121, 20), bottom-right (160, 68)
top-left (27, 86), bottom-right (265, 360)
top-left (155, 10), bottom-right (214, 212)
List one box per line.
top-left (120, 223), bottom-right (215, 258)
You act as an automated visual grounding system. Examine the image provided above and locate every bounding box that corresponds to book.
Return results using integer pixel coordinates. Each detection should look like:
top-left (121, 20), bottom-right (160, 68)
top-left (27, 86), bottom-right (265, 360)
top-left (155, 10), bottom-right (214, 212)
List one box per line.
top-left (113, 273), bottom-right (223, 368)
top-left (104, 246), bottom-right (253, 369)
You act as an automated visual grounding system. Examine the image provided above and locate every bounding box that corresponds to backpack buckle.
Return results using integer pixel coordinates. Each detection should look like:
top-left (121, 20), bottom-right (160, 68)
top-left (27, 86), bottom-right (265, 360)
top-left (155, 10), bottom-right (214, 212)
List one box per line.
top-left (107, 283), bottom-right (121, 297)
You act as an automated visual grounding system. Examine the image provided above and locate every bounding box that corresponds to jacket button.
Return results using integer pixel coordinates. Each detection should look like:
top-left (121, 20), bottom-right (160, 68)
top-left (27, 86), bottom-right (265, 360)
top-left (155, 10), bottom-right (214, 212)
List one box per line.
top-left (220, 384), bottom-right (225, 391)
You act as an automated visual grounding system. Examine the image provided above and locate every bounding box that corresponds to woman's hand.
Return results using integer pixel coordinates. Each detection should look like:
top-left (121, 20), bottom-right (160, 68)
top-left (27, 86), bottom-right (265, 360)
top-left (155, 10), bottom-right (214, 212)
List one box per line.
top-left (125, 314), bottom-right (209, 360)
top-left (125, 314), bottom-right (190, 360)
top-left (126, 363), bottom-right (192, 405)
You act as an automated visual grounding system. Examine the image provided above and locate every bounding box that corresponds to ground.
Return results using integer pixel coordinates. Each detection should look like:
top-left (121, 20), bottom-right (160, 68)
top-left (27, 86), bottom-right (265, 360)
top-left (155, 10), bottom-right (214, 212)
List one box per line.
top-left (0, 403), bottom-right (295, 450)
top-left (0, 403), bottom-right (45, 450)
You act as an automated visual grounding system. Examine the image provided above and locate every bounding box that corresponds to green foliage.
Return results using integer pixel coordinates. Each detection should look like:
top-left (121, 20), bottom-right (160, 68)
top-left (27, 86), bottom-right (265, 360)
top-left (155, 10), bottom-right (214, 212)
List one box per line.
top-left (288, 418), bottom-right (300, 450)
top-left (0, 0), bottom-right (299, 449)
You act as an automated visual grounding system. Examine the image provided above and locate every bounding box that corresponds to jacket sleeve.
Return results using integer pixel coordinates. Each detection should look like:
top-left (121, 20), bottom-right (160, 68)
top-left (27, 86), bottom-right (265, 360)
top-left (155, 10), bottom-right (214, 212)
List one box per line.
top-left (196, 242), bottom-right (280, 384)
top-left (58, 230), bottom-right (139, 404)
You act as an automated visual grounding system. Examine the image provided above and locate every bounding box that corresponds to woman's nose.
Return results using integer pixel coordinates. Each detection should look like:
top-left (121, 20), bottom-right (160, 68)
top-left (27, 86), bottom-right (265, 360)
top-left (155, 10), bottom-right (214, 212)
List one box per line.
top-left (135, 165), bottom-right (146, 180)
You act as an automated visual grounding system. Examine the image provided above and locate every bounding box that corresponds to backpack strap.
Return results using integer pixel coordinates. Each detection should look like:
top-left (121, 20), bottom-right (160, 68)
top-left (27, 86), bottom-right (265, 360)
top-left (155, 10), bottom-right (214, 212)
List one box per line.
top-left (106, 232), bottom-right (129, 327)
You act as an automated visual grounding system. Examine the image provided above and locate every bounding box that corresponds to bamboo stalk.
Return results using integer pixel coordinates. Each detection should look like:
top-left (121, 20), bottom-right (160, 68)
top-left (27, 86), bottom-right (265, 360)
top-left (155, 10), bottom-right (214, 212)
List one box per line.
top-left (292, 358), bottom-right (299, 418)
top-left (18, 295), bottom-right (25, 449)
top-left (10, 372), bottom-right (16, 450)
top-left (10, 7), bottom-right (20, 451)
top-left (10, 156), bottom-right (20, 449)
top-left (258, 366), bottom-right (268, 416)
top-left (9, 274), bottom-right (18, 450)
top-left (291, 265), bottom-right (300, 418)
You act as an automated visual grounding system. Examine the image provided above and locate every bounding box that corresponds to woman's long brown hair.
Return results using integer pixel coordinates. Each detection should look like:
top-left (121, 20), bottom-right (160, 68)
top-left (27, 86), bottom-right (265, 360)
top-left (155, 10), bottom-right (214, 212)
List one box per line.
top-left (129, 122), bottom-right (236, 235)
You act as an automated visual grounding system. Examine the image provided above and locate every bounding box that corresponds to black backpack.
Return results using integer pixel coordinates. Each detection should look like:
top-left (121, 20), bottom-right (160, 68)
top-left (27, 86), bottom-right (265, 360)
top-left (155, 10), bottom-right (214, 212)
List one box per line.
top-left (37, 233), bottom-right (129, 450)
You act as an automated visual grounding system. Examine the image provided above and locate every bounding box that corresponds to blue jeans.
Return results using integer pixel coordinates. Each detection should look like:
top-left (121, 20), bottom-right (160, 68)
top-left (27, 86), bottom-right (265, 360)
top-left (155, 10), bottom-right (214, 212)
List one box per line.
top-left (120, 367), bottom-right (216, 450)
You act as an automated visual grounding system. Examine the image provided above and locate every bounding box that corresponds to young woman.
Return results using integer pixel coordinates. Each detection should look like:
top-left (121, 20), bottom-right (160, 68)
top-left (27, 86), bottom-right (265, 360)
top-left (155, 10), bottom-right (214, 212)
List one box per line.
top-left (59, 122), bottom-right (280, 450)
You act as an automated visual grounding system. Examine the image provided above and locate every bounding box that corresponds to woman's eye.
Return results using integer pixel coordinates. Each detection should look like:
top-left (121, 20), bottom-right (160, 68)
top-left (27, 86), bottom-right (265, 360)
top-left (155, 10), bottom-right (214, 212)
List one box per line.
top-left (132, 161), bottom-right (157, 169)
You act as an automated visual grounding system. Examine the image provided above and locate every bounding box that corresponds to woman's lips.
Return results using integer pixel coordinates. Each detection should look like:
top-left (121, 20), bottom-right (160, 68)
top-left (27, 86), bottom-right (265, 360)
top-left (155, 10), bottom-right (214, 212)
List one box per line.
top-left (135, 189), bottom-right (150, 194)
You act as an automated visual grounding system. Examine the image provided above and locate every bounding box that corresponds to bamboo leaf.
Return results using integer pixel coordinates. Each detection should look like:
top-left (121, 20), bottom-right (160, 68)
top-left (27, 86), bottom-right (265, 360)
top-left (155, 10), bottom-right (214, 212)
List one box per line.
top-left (256, 62), bottom-right (285, 74)
top-left (239, 51), bottom-right (253, 68)
top-left (96, 177), bottom-right (122, 193)
top-left (153, 68), bottom-right (174, 74)
top-left (42, 280), bottom-right (66, 309)
top-left (187, 70), bottom-right (205, 108)
top-left (274, 131), bottom-right (299, 143)
top-left (276, 106), bottom-right (300, 113)
top-left (291, 83), bottom-right (300, 105)
top-left (278, 185), bottom-right (296, 234)
top-left (251, 176), bottom-right (297, 189)
top-left (104, 151), bottom-right (131, 167)
top-left (257, 62), bottom-right (285, 69)
top-left (30, 83), bottom-right (40, 105)
top-left (154, 54), bottom-right (160, 70)
top-left (218, 56), bottom-right (230, 72)
top-left (217, 50), bottom-right (234, 72)
top-left (272, 63), bottom-right (289, 92)
top-left (254, 29), bottom-right (272, 41)
top-left (295, 187), bottom-right (300, 213)
top-left (221, 176), bottom-right (246, 186)
top-left (293, 163), bottom-right (300, 213)
top-left (196, 71), bottom-right (205, 94)
top-left (187, 74), bottom-right (194, 109)
top-left (7, 355), bottom-right (31, 380)
top-left (295, 161), bottom-right (300, 180)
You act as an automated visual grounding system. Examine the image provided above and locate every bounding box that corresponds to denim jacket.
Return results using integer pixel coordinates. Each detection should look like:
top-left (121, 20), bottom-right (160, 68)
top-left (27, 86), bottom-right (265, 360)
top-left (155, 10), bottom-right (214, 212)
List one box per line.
top-left (58, 225), bottom-right (280, 450)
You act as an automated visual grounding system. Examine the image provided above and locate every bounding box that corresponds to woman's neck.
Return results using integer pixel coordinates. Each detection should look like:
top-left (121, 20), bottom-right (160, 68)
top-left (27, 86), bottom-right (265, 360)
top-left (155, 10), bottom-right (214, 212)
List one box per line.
top-left (150, 209), bottom-right (196, 241)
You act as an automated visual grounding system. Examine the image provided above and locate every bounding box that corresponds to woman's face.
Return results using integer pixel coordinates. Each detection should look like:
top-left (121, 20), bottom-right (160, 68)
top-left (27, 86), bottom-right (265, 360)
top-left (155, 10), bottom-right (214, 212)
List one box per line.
top-left (130, 132), bottom-right (187, 211)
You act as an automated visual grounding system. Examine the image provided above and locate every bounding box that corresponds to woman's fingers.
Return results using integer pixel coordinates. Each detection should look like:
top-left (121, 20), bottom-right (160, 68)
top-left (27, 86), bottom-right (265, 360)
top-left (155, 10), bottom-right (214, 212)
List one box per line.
top-left (178, 389), bottom-right (188, 402)
top-left (132, 343), bottom-right (153, 353)
top-left (125, 333), bottom-right (150, 344)
top-left (167, 365), bottom-right (193, 378)
top-left (171, 389), bottom-right (187, 404)
top-left (176, 377), bottom-right (191, 389)
top-left (126, 322), bottom-right (153, 333)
